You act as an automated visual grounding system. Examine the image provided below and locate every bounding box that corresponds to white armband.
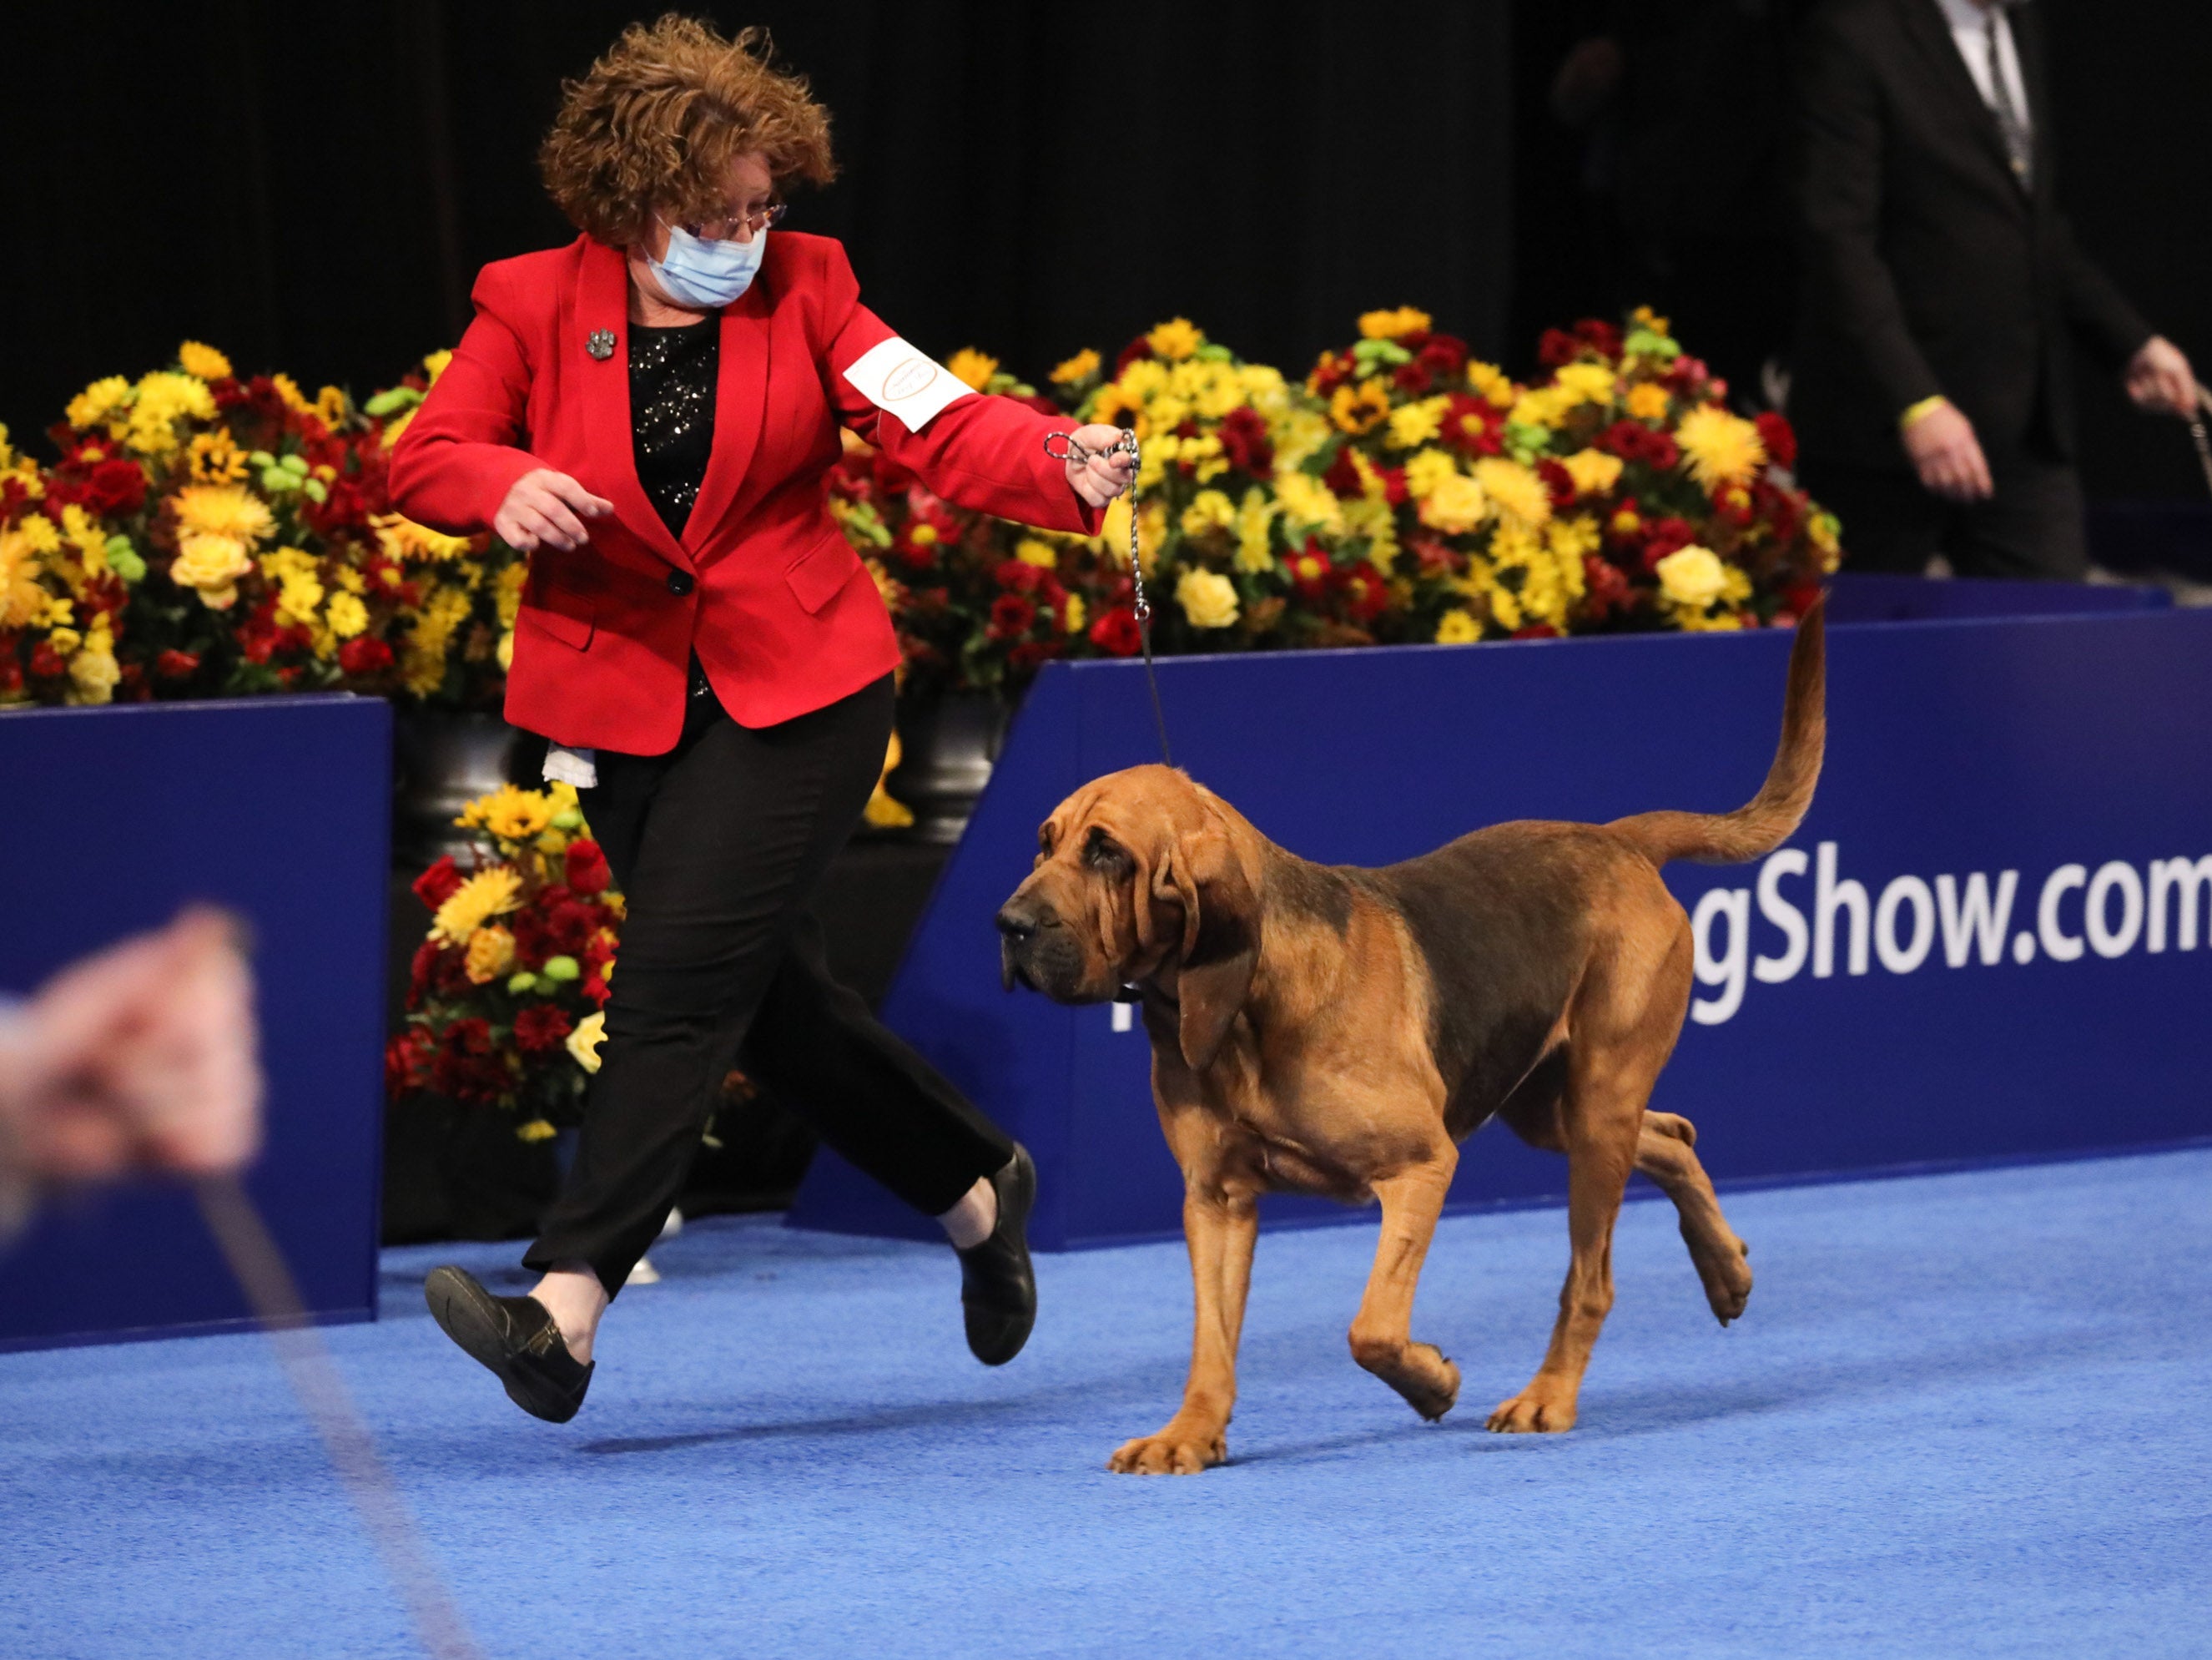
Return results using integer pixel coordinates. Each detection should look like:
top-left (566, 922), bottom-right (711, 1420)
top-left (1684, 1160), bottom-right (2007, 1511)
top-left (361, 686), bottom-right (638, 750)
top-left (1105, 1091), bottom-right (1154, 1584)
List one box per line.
top-left (543, 744), bottom-right (598, 790)
top-left (841, 337), bottom-right (975, 433)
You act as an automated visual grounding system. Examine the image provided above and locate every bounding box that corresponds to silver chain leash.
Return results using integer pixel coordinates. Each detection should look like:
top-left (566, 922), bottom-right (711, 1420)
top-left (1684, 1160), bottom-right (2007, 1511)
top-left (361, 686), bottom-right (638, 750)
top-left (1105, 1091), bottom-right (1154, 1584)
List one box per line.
top-left (1046, 427), bottom-right (1172, 765)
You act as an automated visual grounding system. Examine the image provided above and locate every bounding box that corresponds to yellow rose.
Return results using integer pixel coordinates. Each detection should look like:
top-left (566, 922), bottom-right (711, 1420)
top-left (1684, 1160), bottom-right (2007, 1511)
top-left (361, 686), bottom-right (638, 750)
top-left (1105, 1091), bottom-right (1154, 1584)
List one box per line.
top-left (566, 1010), bottom-right (607, 1074)
top-left (464, 925), bottom-right (516, 985)
top-left (1558, 449), bottom-right (1622, 497)
top-left (1434, 608), bottom-right (1482, 644)
top-left (68, 644), bottom-right (121, 705)
top-left (170, 533), bottom-right (255, 595)
top-left (1418, 472), bottom-right (1489, 535)
top-left (1655, 545), bottom-right (1730, 608)
top-left (1175, 568), bottom-right (1240, 630)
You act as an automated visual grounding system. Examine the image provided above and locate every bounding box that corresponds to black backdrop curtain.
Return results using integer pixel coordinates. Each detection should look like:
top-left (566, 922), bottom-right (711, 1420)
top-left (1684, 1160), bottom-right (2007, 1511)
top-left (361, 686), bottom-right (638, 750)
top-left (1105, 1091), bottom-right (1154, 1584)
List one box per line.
top-left (2, 2), bottom-right (1511, 445)
top-left (3, 2), bottom-right (2204, 499)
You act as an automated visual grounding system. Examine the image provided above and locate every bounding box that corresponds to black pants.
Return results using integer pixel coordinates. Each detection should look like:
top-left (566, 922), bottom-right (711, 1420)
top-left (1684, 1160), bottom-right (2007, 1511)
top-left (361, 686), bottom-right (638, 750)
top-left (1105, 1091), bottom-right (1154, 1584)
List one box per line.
top-left (524, 674), bottom-right (1011, 1295)
top-left (1800, 451), bottom-right (2087, 581)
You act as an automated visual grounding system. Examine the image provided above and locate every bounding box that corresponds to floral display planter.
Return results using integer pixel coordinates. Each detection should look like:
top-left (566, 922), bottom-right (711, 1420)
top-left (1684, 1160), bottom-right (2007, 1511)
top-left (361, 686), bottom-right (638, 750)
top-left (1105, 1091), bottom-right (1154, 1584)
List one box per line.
top-left (887, 691), bottom-right (1010, 845)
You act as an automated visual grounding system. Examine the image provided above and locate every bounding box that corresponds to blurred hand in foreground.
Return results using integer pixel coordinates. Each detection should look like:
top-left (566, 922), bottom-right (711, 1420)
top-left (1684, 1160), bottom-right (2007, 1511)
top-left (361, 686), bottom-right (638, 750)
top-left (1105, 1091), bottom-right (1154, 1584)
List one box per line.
top-left (1902, 400), bottom-right (1994, 502)
top-left (0, 908), bottom-right (262, 1204)
top-left (2124, 336), bottom-right (2199, 419)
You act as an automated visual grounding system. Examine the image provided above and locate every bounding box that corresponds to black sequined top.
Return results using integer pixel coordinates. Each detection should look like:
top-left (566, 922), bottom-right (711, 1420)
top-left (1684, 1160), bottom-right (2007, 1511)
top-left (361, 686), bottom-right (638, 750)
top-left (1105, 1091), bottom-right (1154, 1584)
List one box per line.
top-left (629, 320), bottom-right (718, 538)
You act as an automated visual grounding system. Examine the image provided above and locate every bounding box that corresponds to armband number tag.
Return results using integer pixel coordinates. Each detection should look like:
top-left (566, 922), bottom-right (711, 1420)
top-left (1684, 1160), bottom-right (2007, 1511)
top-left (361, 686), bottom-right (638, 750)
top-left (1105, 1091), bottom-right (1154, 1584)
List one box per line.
top-left (841, 337), bottom-right (974, 432)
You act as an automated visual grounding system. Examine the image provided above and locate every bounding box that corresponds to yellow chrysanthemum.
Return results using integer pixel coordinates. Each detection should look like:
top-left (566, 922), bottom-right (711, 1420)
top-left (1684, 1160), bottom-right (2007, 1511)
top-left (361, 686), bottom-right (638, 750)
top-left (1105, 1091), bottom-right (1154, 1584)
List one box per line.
top-left (325, 591), bottom-right (370, 638)
top-left (1508, 385), bottom-right (1579, 431)
top-left (1434, 608), bottom-right (1482, 645)
top-left (1175, 568), bottom-right (1239, 630)
top-left (1050, 348), bottom-right (1101, 386)
top-left (1061, 592), bottom-right (1086, 634)
top-left (1655, 545), bottom-right (1730, 608)
top-left (431, 866), bottom-right (524, 945)
top-left (1272, 406), bottom-right (1333, 472)
top-left (1180, 489), bottom-right (1237, 539)
top-left (1015, 537), bottom-right (1060, 569)
top-left (373, 512), bottom-right (474, 563)
top-left (1473, 457), bottom-right (1552, 527)
top-left (464, 925), bottom-right (516, 985)
top-left (1559, 449), bottom-right (1625, 498)
top-left (1625, 382), bottom-right (1670, 421)
top-left (1273, 471), bottom-right (1345, 535)
top-left (1146, 318), bottom-right (1203, 361)
top-left (174, 483), bottom-right (275, 543)
top-left (1233, 487), bottom-right (1278, 574)
top-left (516, 1118), bottom-right (559, 1143)
top-left (0, 527), bottom-right (53, 629)
top-left (567, 1010), bottom-right (608, 1074)
top-left (495, 561), bottom-right (527, 628)
top-left (1466, 361), bottom-right (1516, 409)
top-left (1328, 380), bottom-right (1392, 435)
top-left (123, 373), bottom-right (216, 454)
top-left (1418, 472), bottom-right (1489, 535)
top-left (946, 348), bottom-right (999, 391)
top-left (67, 376), bottom-right (134, 431)
top-left (1385, 396), bottom-right (1449, 451)
top-left (1358, 306), bottom-right (1433, 341)
top-left (178, 341), bottom-right (233, 381)
top-left (1552, 362), bottom-right (1616, 405)
top-left (1675, 406), bottom-right (1767, 492)
top-left (1401, 448), bottom-right (1459, 502)
top-left (423, 349), bottom-right (454, 386)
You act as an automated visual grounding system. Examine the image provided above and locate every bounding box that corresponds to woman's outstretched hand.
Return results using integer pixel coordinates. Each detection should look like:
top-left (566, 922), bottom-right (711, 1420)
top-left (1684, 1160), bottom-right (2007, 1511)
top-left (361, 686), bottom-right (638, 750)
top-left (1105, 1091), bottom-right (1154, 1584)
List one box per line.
top-left (1063, 423), bottom-right (1137, 508)
top-left (495, 468), bottom-right (615, 552)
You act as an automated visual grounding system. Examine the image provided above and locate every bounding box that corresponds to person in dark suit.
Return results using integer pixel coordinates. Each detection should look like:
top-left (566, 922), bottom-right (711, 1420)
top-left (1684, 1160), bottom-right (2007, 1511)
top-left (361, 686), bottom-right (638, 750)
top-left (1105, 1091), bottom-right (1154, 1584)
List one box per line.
top-left (1789, 0), bottom-right (2198, 578)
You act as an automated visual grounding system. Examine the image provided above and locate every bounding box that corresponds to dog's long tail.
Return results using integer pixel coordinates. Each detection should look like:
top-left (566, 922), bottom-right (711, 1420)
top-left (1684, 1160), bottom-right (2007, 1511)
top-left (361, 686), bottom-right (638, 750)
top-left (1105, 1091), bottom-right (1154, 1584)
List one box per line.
top-left (1608, 593), bottom-right (1827, 867)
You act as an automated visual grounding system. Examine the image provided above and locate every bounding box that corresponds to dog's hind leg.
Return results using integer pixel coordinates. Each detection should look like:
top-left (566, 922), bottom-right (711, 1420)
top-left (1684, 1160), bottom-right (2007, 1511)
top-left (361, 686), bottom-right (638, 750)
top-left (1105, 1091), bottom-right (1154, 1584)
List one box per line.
top-left (1347, 1146), bottom-right (1462, 1420)
top-left (1636, 1113), bottom-right (1752, 1324)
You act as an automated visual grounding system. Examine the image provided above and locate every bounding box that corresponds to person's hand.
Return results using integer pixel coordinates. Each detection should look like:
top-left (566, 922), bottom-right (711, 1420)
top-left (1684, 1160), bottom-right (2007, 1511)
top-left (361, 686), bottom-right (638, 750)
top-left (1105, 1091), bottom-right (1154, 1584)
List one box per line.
top-left (2124, 336), bottom-right (2199, 418)
top-left (0, 908), bottom-right (263, 1188)
top-left (1901, 400), bottom-right (1993, 502)
top-left (1064, 424), bottom-right (1137, 508)
top-left (493, 469), bottom-right (614, 553)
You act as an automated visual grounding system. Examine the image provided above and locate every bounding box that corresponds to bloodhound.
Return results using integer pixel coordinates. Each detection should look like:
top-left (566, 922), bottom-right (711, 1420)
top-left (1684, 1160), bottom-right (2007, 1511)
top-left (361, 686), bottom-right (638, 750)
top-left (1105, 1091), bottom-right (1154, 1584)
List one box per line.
top-left (995, 599), bottom-right (1825, 1473)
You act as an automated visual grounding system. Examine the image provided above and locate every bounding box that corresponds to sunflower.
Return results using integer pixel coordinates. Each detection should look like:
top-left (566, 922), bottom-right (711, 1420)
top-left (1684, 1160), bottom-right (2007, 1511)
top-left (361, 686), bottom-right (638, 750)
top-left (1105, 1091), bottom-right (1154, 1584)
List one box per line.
top-left (1675, 406), bottom-right (1768, 492)
top-left (1328, 379), bottom-right (1392, 436)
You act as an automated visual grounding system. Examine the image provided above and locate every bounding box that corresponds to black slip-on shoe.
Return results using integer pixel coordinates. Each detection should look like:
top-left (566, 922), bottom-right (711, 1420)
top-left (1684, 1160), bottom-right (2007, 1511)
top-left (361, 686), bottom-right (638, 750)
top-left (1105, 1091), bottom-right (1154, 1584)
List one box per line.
top-left (424, 1264), bottom-right (594, 1424)
top-left (957, 1143), bottom-right (1037, 1366)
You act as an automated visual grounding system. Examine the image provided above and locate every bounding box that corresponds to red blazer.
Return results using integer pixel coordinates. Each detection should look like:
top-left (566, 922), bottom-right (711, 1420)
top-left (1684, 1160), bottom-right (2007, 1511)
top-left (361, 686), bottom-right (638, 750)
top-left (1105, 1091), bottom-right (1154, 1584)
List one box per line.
top-left (390, 232), bottom-right (1100, 753)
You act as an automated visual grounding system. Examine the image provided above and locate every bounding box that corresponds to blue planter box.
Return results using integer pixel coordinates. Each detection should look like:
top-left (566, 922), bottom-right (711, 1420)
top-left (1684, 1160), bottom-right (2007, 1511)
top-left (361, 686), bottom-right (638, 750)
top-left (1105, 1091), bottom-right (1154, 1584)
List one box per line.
top-left (792, 591), bottom-right (2212, 1249)
top-left (0, 697), bottom-right (391, 1350)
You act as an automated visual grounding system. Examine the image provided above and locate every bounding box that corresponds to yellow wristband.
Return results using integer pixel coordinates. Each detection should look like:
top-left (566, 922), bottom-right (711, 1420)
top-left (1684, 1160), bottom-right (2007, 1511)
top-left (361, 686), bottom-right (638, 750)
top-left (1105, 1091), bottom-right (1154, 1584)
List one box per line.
top-left (1899, 395), bottom-right (1950, 431)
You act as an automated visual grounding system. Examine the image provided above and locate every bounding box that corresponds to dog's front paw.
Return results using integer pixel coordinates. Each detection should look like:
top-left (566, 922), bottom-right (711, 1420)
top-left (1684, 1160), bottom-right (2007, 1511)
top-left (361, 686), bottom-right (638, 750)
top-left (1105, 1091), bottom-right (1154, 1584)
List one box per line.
top-left (1696, 1233), bottom-right (1754, 1325)
top-left (1107, 1421), bottom-right (1227, 1476)
top-left (1353, 1338), bottom-right (1460, 1421)
top-left (1485, 1387), bottom-right (1577, 1435)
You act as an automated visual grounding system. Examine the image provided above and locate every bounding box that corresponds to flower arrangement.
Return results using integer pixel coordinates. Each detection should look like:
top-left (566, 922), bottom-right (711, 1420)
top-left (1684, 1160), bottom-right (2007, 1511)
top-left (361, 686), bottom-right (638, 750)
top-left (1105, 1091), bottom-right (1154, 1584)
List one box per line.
top-left (385, 780), bottom-right (622, 1139)
top-left (4, 309), bottom-right (1839, 719)
top-left (1, 343), bottom-right (519, 709)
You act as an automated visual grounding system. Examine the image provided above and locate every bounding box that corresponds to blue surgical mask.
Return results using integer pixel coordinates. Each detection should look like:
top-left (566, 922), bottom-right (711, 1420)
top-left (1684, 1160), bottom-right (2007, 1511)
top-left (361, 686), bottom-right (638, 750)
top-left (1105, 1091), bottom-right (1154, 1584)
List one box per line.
top-left (647, 221), bottom-right (766, 310)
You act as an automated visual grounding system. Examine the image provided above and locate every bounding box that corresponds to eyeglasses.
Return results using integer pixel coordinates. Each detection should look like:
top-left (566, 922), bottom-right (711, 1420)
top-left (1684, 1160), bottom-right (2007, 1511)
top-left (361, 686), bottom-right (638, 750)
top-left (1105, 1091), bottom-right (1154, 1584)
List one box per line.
top-left (677, 199), bottom-right (788, 241)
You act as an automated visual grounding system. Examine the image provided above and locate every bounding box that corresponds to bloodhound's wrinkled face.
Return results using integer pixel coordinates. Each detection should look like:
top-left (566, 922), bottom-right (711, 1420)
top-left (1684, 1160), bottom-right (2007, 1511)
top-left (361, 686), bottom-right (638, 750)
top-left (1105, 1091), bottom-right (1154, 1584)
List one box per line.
top-left (995, 764), bottom-right (1262, 1071)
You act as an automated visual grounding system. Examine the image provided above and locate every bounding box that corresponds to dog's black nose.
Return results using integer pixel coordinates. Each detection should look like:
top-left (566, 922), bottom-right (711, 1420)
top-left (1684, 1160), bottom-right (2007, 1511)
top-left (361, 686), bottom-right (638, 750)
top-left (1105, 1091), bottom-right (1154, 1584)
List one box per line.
top-left (995, 905), bottom-right (1040, 941)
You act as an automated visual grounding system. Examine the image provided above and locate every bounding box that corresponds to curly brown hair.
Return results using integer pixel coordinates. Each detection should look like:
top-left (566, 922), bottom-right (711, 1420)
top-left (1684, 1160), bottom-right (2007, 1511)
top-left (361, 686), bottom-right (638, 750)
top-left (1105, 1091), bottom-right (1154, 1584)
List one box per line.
top-left (539, 15), bottom-right (836, 246)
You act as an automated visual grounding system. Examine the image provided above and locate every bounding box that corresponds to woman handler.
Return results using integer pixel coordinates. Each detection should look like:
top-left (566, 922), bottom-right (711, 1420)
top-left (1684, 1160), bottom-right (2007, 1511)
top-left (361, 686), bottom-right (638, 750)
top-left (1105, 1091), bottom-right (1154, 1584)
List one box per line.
top-left (391, 18), bottom-right (1131, 1423)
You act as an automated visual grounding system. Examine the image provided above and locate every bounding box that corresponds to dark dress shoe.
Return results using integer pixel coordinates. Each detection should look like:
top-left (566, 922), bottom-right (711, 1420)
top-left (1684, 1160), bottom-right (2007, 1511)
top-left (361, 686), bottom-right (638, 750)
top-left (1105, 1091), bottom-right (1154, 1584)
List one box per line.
top-left (424, 1264), bottom-right (594, 1423)
top-left (957, 1144), bottom-right (1037, 1366)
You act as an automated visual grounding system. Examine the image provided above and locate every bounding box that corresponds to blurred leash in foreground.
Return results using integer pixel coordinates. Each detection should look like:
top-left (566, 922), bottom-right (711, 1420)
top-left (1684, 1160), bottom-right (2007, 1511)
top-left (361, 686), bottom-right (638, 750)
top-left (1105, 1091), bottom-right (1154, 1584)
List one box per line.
top-left (196, 1174), bottom-right (485, 1660)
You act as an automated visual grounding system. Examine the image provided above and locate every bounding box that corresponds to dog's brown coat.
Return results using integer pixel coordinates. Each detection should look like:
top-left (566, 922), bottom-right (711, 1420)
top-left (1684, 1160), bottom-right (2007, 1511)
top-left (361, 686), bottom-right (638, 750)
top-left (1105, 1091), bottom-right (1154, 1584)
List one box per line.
top-left (996, 601), bottom-right (1827, 1472)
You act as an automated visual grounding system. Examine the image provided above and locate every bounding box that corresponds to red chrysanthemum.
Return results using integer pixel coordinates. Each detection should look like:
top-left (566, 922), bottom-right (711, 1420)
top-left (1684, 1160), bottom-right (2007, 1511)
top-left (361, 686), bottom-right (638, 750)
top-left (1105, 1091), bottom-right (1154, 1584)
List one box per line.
top-left (513, 1004), bottom-right (575, 1055)
top-left (565, 839), bottom-right (613, 896)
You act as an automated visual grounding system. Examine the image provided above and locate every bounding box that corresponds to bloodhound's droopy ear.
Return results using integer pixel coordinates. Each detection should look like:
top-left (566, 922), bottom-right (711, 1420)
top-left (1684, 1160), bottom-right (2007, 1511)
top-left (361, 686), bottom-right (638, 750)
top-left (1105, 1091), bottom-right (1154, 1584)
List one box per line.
top-left (1151, 818), bottom-right (1260, 1072)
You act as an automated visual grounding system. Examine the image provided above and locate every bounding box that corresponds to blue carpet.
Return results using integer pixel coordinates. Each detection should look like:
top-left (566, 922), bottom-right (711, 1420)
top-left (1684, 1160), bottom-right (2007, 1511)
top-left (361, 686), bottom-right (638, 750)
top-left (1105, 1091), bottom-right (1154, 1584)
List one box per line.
top-left (4, 1148), bottom-right (2210, 1658)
